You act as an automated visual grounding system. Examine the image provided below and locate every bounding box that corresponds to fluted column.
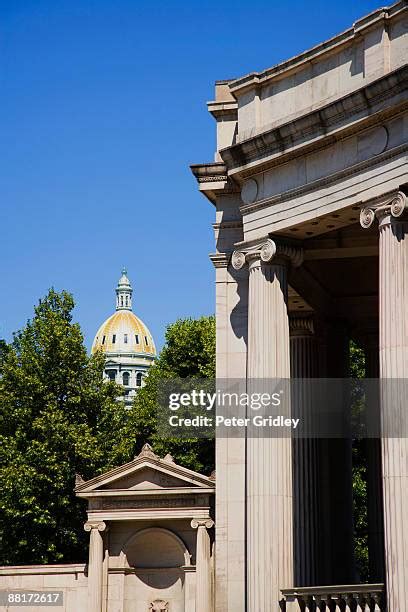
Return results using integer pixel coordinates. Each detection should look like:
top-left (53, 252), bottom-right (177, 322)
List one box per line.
top-left (290, 317), bottom-right (319, 587)
top-left (192, 519), bottom-right (214, 612)
top-left (84, 521), bottom-right (106, 612)
top-left (232, 238), bottom-right (302, 610)
top-left (361, 190), bottom-right (408, 610)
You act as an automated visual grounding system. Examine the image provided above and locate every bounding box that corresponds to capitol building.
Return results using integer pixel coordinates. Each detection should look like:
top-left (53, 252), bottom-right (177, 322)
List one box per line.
top-left (91, 269), bottom-right (156, 403)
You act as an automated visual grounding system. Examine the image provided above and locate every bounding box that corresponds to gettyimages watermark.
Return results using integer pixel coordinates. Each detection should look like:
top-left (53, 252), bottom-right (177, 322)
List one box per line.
top-left (155, 378), bottom-right (408, 439)
top-left (167, 387), bottom-right (299, 430)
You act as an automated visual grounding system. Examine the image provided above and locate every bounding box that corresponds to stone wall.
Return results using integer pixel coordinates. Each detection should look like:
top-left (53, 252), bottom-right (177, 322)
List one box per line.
top-left (0, 565), bottom-right (87, 612)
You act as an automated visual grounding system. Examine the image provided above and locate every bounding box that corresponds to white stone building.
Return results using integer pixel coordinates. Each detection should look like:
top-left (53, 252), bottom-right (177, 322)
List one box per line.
top-left (92, 270), bottom-right (156, 404)
top-left (191, 1), bottom-right (408, 610)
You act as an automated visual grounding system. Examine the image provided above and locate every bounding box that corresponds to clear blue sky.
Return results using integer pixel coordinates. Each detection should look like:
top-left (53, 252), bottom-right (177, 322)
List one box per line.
top-left (0, 0), bottom-right (382, 350)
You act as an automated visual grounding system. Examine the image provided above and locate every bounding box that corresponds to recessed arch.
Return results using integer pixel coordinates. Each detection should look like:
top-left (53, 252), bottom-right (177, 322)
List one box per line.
top-left (119, 527), bottom-right (191, 568)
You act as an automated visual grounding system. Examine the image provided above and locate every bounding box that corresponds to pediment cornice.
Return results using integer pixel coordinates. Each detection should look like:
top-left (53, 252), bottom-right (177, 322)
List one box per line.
top-left (75, 444), bottom-right (215, 496)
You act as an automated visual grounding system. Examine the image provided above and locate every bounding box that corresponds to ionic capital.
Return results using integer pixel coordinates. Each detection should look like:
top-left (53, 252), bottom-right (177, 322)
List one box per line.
top-left (360, 190), bottom-right (408, 229)
top-left (289, 316), bottom-right (314, 336)
top-left (191, 518), bottom-right (215, 530)
top-left (231, 238), bottom-right (303, 270)
top-left (84, 521), bottom-right (107, 533)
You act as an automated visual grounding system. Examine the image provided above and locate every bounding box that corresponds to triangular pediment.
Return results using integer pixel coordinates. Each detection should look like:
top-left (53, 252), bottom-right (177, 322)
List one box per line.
top-left (75, 444), bottom-right (215, 495)
top-left (100, 466), bottom-right (195, 490)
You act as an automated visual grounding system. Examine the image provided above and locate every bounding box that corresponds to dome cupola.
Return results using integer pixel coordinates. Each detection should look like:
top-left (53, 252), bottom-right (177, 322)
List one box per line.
top-left (116, 268), bottom-right (133, 311)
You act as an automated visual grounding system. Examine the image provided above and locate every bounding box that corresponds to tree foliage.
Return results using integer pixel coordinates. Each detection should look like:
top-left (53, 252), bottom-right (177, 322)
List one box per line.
top-left (350, 340), bottom-right (369, 582)
top-left (0, 289), bottom-right (127, 564)
top-left (0, 301), bottom-right (215, 564)
top-left (121, 316), bottom-right (216, 475)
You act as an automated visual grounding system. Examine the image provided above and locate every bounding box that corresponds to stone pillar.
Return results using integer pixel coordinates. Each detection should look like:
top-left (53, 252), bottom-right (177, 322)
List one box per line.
top-left (192, 519), bottom-right (214, 612)
top-left (232, 238), bottom-right (302, 610)
top-left (290, 316), bottom-right (319, 587)
top-left (211, 196), bottom-right (248, 612)
top-left (361, 190), bottom-right (408, 610)
top-left (84, 521), bottom-right (106, 612)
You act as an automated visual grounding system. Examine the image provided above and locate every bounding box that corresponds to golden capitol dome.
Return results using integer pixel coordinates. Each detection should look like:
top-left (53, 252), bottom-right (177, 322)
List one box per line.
top-left (92, 310), bottom-right (156, 356)
top-left (92, 269), bottom-right (156, 402)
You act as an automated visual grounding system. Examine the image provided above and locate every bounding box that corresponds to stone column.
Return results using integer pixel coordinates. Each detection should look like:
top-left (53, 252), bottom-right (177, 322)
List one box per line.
top-left (232, 238), bottom-right (302, 610)
top-left (290, 316), bottom-right (319, 587)
top-left (191, 519), bottom-right (214, 612)
top-left (361, 191), bottom-right (408, 610)
top-left (84, 521), bottom-right (107, 612)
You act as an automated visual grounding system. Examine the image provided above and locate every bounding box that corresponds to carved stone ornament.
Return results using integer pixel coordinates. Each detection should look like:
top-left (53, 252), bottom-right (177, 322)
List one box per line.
top-left (231, 250), bottom-right (246, 270)
top-left (75, 473), bottom-right (84, 487)
top-left (231, 238), bottom-right (303, 270)
top-left (390, 191), bottom-right (407, 217)
top-left (241, 179), bottom-right (258, 205)
top-left (191, 518), bottom-right (215, 529)
top-left (84, 521), bottom-right (106, 532)
top-left (135, 443), bottom-right (158, 460)
top-left (149, 600), bottom-right (169, 611)
top-left (260, 239), bottom-right (277, 262)
top-left (289, 316), bottom-right (314, 336)
top-left (360, 190), bottom-right (408, 228)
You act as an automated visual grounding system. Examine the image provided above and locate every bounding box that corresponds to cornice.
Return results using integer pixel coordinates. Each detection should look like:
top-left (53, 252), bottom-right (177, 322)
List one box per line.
top-left (190, 162), bottom-right (227, 182)
top-left (239, 141), bottom-right (408, 217)
top-left (75, 445), bottom-right (215, 493)
top-left (77, 488), bottom-right (215, 498)
top-left (228, 1), bottom-right (407, 96)
top-left (220, 66), bottom-right (408, 176)
top-left (207, 100), bottom-right (238, 120)
top-left (209, 253), bottom-right (230, 269)
top-left (190, 162), bottom-right (238, 204)
top-left (0, 565), bottom-right (86, 576)
top-left (212, 221), bottom-right (243, 230)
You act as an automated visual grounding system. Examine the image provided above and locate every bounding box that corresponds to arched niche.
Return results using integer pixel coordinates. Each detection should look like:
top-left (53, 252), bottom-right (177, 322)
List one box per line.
top-left (120, 527), bottom-right (191, 590)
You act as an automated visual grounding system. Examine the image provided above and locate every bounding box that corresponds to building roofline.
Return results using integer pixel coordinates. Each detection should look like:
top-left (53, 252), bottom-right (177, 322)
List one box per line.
top-left (228, 1), bottom-right (407, 96)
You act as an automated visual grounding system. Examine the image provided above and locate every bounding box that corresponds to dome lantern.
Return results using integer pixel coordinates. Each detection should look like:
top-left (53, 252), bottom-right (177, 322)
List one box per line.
top-left (116, 268), bottom-right (133, 311)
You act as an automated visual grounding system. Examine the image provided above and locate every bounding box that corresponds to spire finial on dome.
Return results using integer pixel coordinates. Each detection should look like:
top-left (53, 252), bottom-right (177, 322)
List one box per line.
top-left (116, 268), bottom-right (133, 311)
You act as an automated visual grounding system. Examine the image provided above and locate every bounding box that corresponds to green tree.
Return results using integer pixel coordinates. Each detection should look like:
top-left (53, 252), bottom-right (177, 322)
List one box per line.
top-left (0, 339), bottom-right (8, 374)
top-left (121, 316), bottom-right (216, 475)
top-left (0, 289), bottom-right (127, 564)
top-left (350, 340), bottom-right (369, 581)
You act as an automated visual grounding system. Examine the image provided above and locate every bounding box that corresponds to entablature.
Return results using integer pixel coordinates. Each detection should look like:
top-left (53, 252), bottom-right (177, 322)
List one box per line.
top-left (220, 66), bottom-right (408, 179)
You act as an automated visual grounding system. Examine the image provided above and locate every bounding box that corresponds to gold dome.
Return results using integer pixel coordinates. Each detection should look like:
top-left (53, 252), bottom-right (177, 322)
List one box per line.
top-left (91, 310), bottom-right (156, 356)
